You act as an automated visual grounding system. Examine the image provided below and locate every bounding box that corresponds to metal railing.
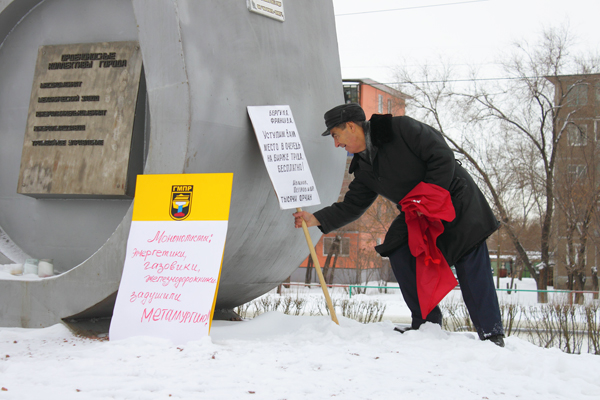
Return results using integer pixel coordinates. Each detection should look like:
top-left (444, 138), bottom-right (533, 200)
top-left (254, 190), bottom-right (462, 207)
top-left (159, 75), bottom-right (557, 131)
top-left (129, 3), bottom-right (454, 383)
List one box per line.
top-left (281, 282), bottom-right (599, 300)
top-left (347, 285), bottom-right (400, 298)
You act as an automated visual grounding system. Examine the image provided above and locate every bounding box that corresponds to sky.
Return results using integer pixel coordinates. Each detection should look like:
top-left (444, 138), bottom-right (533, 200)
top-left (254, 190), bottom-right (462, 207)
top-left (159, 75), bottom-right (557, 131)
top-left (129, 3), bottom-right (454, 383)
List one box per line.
top-left (332, 0), bottom-right (600, 85)
top-left (1, 277), bottom-right (600, 399)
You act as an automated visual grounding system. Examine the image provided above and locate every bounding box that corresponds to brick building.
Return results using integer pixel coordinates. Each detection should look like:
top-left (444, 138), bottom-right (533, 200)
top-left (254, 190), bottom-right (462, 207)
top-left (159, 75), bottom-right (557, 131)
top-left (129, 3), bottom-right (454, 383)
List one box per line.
top-left (547, 74), bottom-right (600, 291)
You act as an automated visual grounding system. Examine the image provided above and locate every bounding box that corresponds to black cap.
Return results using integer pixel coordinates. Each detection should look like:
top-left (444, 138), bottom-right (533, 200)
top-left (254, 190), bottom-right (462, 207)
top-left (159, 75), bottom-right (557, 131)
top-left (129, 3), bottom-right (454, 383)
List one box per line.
top-left (321, 103), bottom-right (366, 136)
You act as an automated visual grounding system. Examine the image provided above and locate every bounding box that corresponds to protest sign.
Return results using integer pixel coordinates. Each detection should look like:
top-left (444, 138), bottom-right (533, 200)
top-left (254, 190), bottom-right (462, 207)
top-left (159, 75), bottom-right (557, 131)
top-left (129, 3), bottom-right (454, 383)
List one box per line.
top-left (247, 105), bottom-right (338, 324)
top-left (247, 105), bottom-right (320, 209)
top-left (109, 173), bottom-right (233, 344)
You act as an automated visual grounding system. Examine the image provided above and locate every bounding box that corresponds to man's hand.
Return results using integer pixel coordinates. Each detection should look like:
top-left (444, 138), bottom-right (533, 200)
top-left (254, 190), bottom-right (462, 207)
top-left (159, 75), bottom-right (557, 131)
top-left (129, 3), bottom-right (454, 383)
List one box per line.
top-left (293, 211), bottom-right (320, 228)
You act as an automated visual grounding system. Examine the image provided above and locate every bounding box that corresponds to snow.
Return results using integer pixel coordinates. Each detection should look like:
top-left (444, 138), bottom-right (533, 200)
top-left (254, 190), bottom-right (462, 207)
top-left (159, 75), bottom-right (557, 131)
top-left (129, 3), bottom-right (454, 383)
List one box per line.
top-left (1, 279), bottom-right (600, 399)
top-left (0, 230), bottom-right (29, 265)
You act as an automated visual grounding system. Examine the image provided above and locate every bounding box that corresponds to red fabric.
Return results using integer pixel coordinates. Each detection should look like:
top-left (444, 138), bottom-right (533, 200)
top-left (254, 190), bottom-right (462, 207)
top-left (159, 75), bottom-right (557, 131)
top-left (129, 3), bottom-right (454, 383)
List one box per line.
top-left (399, 182), bottom-right (458, 319)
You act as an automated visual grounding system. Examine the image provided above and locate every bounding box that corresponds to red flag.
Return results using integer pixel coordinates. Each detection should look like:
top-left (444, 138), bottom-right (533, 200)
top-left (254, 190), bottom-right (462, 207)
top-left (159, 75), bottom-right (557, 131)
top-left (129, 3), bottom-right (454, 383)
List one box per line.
top-left (400, 182), bottom-right (458, 319)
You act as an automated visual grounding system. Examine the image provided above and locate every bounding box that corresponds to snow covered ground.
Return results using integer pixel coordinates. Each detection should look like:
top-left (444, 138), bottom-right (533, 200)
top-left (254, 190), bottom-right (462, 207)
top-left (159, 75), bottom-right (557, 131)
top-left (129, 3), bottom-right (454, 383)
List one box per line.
top-left (1, 275), bottom-right (599, 399)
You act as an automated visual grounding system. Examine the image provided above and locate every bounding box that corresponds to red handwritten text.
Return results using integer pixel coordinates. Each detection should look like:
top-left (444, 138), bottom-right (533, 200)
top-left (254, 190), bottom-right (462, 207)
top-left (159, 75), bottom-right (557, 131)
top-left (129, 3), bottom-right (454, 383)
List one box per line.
top-left (144, 274), bottom-right (217, 288)
top-left (130, 291), bottom-right (182, 305)
top-left (144, 261), bottom-right (199, 274)
top-left (132, 248), bottom-right (187, 262)
top-left (141, 308), bottom-right (209, 324)
top-left (148, 231), bottom-right (213, 244)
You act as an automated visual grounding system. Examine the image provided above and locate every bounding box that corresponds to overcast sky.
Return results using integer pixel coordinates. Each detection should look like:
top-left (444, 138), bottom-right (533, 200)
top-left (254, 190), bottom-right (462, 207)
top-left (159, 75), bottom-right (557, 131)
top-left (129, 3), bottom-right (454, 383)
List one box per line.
top-left (331, 0), bottom-right (600, 85)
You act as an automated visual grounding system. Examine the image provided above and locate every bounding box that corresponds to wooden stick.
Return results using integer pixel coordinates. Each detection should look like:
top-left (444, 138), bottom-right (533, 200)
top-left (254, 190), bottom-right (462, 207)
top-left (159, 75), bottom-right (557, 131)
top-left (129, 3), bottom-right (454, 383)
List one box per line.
top-left (296, 207), bottom-right (339, 324)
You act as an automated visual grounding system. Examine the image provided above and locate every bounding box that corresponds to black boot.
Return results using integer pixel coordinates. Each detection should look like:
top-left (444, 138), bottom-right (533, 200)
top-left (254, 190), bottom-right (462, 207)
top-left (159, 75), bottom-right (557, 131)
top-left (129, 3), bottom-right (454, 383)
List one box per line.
top-left (393, 326), bottom-right (416, 333)
top-left (485, 334), bottom-right (505, 347)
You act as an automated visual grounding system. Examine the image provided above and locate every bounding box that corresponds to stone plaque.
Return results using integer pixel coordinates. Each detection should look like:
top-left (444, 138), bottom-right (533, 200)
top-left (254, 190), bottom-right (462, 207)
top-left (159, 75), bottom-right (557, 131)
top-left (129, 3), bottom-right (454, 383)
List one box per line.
top-left (18, 41), bottom-right (143, 198)
top-left (247, 0), bottom-right (285, 22)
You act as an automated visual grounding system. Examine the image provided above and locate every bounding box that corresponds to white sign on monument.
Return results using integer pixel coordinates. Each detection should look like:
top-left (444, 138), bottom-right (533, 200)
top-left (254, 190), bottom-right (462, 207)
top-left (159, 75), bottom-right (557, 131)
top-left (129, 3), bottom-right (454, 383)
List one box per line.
top-left (247, 105), bottom-right (320, 210)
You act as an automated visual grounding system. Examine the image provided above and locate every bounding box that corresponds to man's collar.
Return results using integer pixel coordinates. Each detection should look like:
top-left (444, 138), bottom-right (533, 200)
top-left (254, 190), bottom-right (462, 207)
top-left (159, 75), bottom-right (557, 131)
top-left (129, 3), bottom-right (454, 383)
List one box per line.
top-left (358, 121), bottom-right (377, 164)
top-left (350, 122), bottom-right (378, 174)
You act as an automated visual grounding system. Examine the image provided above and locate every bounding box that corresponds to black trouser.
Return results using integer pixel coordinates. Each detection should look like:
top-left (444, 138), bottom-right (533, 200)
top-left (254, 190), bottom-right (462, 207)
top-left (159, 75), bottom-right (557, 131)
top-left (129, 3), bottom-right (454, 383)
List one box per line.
top-left (389, 242), bottom-right (504, 339)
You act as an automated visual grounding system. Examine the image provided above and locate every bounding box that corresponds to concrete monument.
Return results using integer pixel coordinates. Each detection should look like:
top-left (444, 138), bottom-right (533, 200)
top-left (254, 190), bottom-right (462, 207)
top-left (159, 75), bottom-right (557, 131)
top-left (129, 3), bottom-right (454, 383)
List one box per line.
top-left (0, 0), bottom-right (345, 329)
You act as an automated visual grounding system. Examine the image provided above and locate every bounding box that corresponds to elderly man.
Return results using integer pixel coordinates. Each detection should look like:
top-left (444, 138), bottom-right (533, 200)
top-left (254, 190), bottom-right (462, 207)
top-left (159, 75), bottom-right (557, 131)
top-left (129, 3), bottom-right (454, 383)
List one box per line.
top-left (294, 103), bottom-right (505, 346)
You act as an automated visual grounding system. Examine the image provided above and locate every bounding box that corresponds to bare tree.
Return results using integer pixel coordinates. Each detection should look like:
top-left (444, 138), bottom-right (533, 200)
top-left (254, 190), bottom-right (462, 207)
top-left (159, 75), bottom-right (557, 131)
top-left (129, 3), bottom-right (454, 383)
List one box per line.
top-left (393, 26), bottom-right (598, 302)
top-left (322, 235), bottom-right (341, 285)
top-left (304, 253), bottom-right (313, 286)
top-left (345, 248), bottom-right (379, 294)
top-left (592, 266), bottom-right (599, 300)
top-left (353, 196), bottom-right (398, 287)
top-left (392, 60), bottom-right (548, 299)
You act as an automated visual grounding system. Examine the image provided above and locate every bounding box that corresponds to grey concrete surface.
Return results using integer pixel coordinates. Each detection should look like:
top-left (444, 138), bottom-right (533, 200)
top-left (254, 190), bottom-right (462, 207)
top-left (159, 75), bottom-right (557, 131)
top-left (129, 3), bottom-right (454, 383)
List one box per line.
top-left (0, 0), bottom-right (345, 328)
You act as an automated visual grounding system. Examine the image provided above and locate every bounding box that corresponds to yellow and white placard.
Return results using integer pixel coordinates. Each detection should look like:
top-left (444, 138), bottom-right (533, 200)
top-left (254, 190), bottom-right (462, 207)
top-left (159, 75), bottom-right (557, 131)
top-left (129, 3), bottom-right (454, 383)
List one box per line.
top-left (109, 173), bottom-right (233, 344)
top-left (247, 105), bottom-right (320, 210)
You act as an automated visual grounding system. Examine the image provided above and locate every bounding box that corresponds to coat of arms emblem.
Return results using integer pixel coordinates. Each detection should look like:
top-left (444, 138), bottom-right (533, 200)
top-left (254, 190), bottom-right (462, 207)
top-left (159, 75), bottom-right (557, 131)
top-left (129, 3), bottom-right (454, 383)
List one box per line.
top-left (170, 185), bottom-right (193, 220)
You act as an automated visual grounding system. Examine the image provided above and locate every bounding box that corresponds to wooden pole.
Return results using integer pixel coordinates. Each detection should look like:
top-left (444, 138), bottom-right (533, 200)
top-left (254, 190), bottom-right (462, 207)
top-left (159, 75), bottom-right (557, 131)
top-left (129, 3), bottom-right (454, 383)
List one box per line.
top-left (296, 207), bottom-right (339, 324)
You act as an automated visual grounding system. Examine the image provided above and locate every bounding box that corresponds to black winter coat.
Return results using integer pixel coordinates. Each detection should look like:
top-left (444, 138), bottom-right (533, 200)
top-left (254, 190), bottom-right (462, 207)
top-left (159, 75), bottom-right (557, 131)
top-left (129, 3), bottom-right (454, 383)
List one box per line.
top-left (314, 114), bottom-right (499, 266)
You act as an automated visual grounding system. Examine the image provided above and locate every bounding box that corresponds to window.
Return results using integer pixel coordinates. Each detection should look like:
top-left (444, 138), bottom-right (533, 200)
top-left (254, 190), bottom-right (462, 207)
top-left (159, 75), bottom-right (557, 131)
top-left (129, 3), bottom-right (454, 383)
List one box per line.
top-left (378, 94), bottom-right (383, 113)
top-left (595, 120), bottom-right (600, 141)
top-left (387, 99), bottom-right (392, 114)
top-left (343, 84), bottom-right (359, 104)
top-left (567, 164), bottom-right (587, 180)
top-left (323, 236), bottom-right (350, 257)
top-left (567, 84), bottom-right (588, 106)
top-left (567, 124), bottom-right (587, 146)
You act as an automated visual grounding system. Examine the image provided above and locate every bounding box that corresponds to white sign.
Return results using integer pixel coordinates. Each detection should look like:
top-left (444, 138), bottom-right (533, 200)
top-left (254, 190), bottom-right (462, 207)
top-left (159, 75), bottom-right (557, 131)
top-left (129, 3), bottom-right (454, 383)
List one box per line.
top-left (247, 0), bottom-right (285, 22)
top-left (247, 105), bottom-right (320, 210)
top-left (109, 174), bottom-right (232, 344)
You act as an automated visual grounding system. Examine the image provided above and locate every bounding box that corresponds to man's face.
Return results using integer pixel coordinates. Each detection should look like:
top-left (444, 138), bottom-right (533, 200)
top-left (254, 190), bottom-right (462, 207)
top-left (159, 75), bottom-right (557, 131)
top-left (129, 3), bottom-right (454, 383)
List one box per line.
top-left (330, 122), bottom-right (366, 154)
